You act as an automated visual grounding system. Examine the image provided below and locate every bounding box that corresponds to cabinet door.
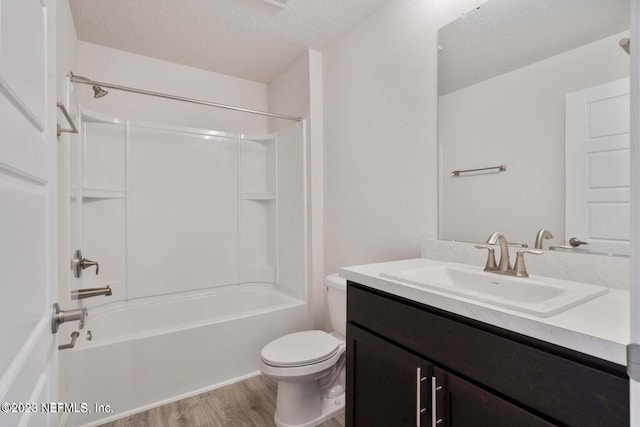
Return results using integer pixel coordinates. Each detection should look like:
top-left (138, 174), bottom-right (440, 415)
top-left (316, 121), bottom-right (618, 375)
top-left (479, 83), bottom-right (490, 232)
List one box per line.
top-left (347, 324), bottom-right (432, 427)
top-left (434, 367), bottom-right (556, 427)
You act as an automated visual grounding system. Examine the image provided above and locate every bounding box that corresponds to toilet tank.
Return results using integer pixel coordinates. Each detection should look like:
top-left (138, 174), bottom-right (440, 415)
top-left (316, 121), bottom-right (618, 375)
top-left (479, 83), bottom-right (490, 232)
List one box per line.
top-left (326, 274), bottom-right (347, 337)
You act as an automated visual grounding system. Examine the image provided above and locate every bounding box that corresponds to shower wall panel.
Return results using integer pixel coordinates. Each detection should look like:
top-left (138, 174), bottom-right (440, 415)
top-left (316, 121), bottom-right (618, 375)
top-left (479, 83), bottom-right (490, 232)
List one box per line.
top-left (128, 125), bottom-right (239, 298)
top-left (277, 124), bottom-right (306, 299)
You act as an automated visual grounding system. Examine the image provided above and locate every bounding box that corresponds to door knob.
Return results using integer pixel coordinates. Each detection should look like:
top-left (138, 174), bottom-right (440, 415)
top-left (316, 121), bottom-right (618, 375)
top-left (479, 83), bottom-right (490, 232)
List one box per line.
top-left (71, 249), bottom-right (99, 278)
top-left (569, 237), bottom-right (589, 247)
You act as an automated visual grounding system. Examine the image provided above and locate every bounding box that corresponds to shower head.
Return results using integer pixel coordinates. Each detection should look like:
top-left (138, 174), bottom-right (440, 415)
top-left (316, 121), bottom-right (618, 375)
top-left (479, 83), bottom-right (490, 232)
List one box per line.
top-left (620, 38), bottom-right (630, 55)
top-left (92, 85), bottom-right (108, 98)
top-left (69, 73), bottom-right (108, 98)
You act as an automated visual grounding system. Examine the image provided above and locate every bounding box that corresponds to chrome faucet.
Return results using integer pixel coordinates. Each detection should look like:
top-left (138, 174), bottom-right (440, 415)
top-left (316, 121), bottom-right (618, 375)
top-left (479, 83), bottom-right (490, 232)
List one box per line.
top-left (534, 228), bottom-right (554, 249)
top-left (486, 232), bottom-right (511, 271)
top-left (476, 232), bottom-right (542, 277)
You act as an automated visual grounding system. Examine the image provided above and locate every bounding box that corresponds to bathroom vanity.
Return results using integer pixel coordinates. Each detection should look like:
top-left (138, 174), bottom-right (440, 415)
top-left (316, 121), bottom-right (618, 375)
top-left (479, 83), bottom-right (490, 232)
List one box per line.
top-left (341, 259), bottom-right (630, 427)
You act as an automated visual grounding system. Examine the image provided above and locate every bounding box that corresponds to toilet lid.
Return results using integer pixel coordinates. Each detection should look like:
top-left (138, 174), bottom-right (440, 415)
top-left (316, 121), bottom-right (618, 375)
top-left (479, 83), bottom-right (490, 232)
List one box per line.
top-left (261, 331), bottom-right (342, 367)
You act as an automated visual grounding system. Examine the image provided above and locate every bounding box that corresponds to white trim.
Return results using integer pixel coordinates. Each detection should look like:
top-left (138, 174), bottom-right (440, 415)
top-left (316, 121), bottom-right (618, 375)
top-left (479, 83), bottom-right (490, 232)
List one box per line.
top-left (275, 130), bottom-right (280, 284)
top-left (0, 161), bottom-right (48, 187)
top-left (125, 120), bottom-right (131, 302)
top-left (129, 119), bottom-right (237, 139)
top-left (308, 49), bottom-right (324, 329)
top-left (17, 372), bottom-right (48, 427)
top-left (630, 0), bottom-right (640, 424)
top-left (0, 77), bottom-right (45, 131)
top-left (0, 316), bottom-right (48, 401)
top-left (70, 371), bottom-right (262, 427)
top-left (302, 119), bottom-right (310, 305)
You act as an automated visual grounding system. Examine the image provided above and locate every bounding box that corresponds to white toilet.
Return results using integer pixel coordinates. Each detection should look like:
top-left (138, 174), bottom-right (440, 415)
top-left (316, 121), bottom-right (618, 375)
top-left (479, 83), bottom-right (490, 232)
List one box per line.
top-left (260, 274), bottom-right (347, 427)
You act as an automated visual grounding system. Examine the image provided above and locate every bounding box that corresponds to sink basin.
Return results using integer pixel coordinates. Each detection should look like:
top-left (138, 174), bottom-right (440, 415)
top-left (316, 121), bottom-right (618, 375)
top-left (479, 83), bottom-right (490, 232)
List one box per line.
top-left (381, 265), bottom-right (608, 317)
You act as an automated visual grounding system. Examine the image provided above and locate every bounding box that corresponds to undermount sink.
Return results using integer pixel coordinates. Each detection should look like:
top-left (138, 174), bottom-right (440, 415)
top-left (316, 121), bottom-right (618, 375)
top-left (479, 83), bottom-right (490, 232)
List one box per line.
top-left (380, 265), bottom-right (608, 317)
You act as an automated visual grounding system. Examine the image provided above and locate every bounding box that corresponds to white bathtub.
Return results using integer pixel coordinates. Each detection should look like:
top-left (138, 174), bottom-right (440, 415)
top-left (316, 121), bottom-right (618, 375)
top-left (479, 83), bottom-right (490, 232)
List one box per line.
top-left (63, 283), bottom-right (307, 427)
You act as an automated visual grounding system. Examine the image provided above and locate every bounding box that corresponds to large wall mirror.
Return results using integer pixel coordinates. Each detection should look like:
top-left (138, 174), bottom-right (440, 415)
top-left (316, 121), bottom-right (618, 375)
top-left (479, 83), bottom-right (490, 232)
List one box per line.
top-left (438, 0), bottom-right (631, 255)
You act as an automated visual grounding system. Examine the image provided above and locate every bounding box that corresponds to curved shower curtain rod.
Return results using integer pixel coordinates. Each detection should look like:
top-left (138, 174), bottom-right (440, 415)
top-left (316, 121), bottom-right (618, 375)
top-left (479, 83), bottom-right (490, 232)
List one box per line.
top-left (69, 72), bottom-right (302, 122)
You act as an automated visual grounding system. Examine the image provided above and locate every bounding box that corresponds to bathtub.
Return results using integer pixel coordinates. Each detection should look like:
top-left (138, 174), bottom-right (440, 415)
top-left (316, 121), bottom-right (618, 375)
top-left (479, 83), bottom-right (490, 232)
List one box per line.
top-left (62, 283), bottom-right (307, 427)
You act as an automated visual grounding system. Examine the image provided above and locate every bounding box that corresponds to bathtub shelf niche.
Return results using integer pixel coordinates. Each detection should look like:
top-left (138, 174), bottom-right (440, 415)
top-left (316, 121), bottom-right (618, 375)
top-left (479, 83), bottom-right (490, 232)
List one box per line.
top-left (241, 192), bottom-right (276, 201)
top-left (239, 134), bottom-right (278, 284)
top-left (77, 108), bottom-right (128, 308)
top-left (82, 187), bottom-right (126, 199)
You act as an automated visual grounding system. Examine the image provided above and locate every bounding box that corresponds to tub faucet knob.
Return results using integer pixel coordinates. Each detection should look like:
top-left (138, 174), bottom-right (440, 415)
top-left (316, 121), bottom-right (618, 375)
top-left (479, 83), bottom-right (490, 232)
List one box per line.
top-left (71, 249), bottom-right (99, 278)
top-left (51, 303), bottom-right (88, 334)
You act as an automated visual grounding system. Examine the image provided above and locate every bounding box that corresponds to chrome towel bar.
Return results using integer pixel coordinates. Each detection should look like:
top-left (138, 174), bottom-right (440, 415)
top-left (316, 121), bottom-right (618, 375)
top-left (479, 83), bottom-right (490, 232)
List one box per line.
top-left (56, 102), bottom-right (78, 137)
top-left (452, 164), bottom-right (506, 176)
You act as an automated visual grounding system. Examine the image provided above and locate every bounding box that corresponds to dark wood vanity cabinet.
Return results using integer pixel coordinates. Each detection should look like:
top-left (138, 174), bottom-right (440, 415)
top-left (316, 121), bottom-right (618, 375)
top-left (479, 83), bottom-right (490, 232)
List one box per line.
top-left (348, 324), bottom-right (433, 426)
top-left (346, 282), bottom-right (629, 427)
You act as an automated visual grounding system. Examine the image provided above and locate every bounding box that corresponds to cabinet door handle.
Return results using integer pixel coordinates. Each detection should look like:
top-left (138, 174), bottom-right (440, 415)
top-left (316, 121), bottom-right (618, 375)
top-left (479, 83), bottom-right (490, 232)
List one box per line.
top-left (432, 376), bottom-right (443, 426)
top-left (416, 368), bottom-right (427, 426)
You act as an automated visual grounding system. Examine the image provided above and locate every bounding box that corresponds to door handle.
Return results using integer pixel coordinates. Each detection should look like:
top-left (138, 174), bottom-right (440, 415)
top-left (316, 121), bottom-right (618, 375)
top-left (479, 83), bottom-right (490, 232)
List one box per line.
top-left (569, 237), bottom-right (589, 247)
top-left (71, 249), bottom-right (99, 278)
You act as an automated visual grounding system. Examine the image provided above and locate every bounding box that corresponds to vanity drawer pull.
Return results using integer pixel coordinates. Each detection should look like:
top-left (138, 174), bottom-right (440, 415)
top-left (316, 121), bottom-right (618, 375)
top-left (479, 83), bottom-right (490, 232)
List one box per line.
top-left (432, 376), bottom-right (443, 426)
top-left (416, 368), bottom-right (427, 426)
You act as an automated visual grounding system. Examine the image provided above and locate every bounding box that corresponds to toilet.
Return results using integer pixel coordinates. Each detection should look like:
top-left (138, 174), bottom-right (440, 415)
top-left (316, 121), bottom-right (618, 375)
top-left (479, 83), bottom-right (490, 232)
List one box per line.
top-left (259, 274), bottom-right (346, 427)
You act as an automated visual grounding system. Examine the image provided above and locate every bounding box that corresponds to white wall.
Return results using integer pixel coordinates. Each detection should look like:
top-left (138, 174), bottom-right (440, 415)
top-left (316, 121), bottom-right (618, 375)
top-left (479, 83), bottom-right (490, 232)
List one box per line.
top-left (323, 0), bottom-right (441, 281)
top-left (440, 31), bottom-right (630, 246)
top-left (268, 52), bottom-right (310, 132)
top-left (75, 41), bottom-right (269, 133)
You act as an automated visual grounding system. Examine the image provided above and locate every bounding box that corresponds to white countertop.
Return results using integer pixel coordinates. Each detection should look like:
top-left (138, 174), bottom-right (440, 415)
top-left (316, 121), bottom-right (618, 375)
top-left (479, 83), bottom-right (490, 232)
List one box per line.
top-left (339, 258), bottom-right (630, 366)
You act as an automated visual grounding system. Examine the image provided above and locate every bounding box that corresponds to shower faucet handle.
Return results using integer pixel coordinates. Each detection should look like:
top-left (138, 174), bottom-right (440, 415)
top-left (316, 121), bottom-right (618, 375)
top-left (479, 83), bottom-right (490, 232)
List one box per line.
top-left (58, 331), bottom-right (80, 351)
top-left (71, 249), bottom-right (99, 278)
top-left (51, 303), bottom-right (88, 334)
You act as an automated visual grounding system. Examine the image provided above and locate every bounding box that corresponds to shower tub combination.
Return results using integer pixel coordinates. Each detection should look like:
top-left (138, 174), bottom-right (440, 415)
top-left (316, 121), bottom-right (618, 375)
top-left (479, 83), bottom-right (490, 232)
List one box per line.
top-left (61, 108), bottom-right (309, 426)
top-left (64, 284), bottom-right (306, 426)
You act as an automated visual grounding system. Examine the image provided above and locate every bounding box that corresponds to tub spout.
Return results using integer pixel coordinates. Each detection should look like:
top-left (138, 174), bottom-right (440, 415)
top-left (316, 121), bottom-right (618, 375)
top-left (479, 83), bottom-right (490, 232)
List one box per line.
top-left (72, 285), bottom-right (113, 300)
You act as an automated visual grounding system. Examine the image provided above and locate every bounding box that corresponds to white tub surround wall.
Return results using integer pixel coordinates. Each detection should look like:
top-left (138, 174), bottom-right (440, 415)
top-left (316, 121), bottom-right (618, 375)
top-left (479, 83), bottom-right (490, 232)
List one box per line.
top-left (421, 239), bottom-right (630, 291)
top-left (75, 42), bottom-right (269, 133)
top-left (340, 259), bottom-right (629, 366)
top-left (439, 31), bottom-right (630, 245)
top-left (267, 49), bottom-right (324, 327)
top-left (73, 109), bottom-right (307, 306)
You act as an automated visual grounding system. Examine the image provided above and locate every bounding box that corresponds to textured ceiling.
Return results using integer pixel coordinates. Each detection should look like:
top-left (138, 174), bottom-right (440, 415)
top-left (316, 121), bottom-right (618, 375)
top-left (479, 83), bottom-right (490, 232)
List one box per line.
top-left (438, 0), bottom-right (630, 95)
top-left (69, 0), bottom-right (391, 83)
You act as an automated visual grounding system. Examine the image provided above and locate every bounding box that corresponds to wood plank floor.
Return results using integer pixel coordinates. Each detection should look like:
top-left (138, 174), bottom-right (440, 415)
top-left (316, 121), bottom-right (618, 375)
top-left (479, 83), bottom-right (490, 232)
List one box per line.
top-left (99, 375), bottom-right (345, 427)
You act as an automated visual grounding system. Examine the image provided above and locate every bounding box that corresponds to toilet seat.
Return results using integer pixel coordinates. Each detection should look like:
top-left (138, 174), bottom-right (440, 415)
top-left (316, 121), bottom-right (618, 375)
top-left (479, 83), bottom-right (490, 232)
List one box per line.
top-left (261, 330), bottom-right (343, 368)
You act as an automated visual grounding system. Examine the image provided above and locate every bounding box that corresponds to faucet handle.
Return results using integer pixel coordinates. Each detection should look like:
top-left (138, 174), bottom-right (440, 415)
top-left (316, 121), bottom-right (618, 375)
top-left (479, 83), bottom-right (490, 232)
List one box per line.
top-left (474, 245), bottom-right (497, 271)
top-left (514, 250), bottom-right (542, 278)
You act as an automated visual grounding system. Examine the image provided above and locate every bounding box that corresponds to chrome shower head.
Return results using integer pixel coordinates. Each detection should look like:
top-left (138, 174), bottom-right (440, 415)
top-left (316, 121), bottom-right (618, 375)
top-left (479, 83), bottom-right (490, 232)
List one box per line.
top-left (92, 85), bottom-right (108, 98)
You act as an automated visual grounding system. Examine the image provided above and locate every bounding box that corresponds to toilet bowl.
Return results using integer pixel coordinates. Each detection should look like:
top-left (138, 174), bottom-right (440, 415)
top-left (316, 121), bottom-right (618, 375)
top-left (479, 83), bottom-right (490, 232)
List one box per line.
top-left (259, 275), bottom-right (346, 427)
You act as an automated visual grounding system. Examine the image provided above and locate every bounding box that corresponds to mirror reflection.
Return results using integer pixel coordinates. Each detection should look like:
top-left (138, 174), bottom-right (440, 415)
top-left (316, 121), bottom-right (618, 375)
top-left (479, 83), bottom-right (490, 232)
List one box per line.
top-left (438, 0), bottom-right (630, 255)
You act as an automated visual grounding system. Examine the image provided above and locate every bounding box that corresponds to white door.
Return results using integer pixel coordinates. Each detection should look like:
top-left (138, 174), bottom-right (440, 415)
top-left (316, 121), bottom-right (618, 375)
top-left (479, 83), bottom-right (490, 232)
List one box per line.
top-left (631, 1), bottom-right (640, 423)
top-left (0, 0), bottom-right (57, 426)
top-left (565, 78), bottom-right (631, 255)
